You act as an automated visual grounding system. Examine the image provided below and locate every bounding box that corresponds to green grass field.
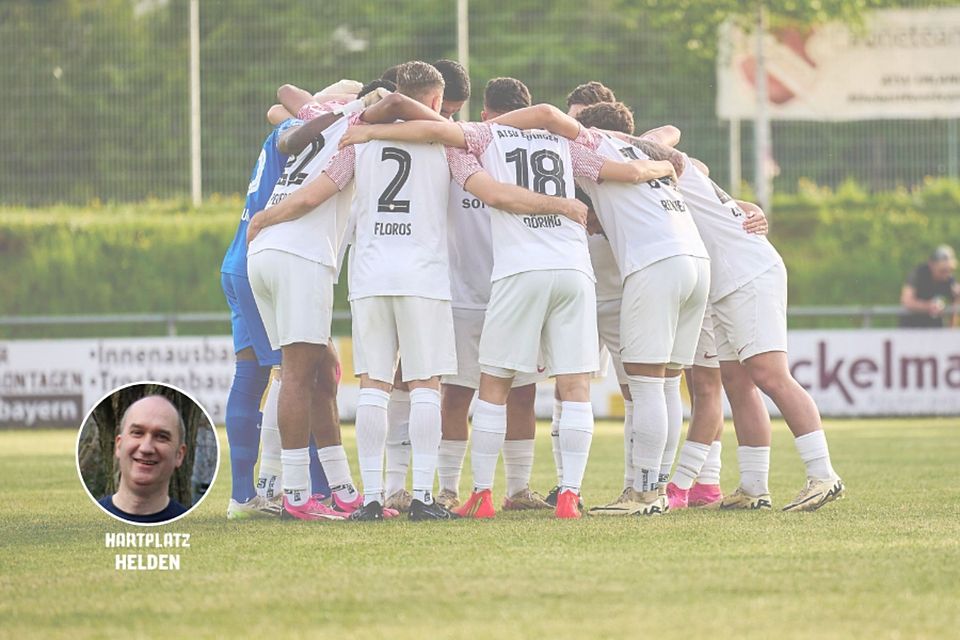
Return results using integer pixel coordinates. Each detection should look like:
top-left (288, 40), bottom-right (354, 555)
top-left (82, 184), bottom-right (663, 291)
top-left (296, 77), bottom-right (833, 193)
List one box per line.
top-left (2, 418), bottom-right (958, 639)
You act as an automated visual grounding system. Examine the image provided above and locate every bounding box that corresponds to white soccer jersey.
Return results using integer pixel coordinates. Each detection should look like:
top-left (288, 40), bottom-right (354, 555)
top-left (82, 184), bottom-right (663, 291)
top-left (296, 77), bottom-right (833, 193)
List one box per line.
top-left (347, 139), bottom-right (452, 301)
top-left (477, 124), bottom-right (594, 282)
top-left (576, 132), bottom-right (708, 281)
top-left (248, 116), bottom-right (352, 267)
top-left (588, 233), bottom-right (622, 302)
top-left (677, 156), bottom-right (784, 302)
top-left (448, 179), bottom-right (494, 309)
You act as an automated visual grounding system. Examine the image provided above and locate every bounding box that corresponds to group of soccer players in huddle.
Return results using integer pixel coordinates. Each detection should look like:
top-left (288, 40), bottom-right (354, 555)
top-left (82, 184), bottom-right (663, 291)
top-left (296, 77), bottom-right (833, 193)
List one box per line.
top-left (219, 58), bottom-right (845, 522)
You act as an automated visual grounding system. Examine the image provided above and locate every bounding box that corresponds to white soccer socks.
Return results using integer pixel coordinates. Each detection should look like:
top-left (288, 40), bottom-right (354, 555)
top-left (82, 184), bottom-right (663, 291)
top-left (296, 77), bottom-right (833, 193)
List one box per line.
top-left (257, 377), bottom-right (282, 499)
top-left (794, 430), bottom-right (837, 480)
top-left (384, 389), bottom-right (411, 498)
top-left (660, 375), bottom-right (683, 484)
top-left (502, 439), bottom-right (536, 497)
top-left (558, 401), bottom-right (594, 494)
top-left (622, 400), bottom-right (635, 489)
top-left (470, 399), bottom-right (507, 491)
top-left (280, 447), bottom-right (311, 507)
top-left (671, 440), bottom-right (711, 490)
top-left (550, 397), bottom-right (563, 486)
top-left (737, 445), bottom-right (771, 496)
top-left (698, 440), bottom-right (723, 485)
top-left (628, 374), bottom-right (668, 492)
top-left (316, 444), bottom-right (359, 503)
top-left (408, 388), bottom-right (442, 504)
top-left (355, 388), bottom-right (390, 505)
top-left (437, 439), bottom-right (468, 495)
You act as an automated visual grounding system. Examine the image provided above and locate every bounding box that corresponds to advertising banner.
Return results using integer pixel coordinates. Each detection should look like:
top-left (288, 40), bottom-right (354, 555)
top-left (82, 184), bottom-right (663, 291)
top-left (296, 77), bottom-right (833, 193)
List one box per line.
top-left (1, 329), bottom-right (958, 428)
top-left (717, 8), bottom-right (960, 120)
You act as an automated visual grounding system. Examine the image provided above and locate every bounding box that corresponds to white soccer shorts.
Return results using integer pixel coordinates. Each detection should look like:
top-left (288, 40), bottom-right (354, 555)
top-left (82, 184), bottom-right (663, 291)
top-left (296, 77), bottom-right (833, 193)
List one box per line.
top-left (479, 269), bottom-right (599, 377)
top-left (596, 297), bottom-right (627, 384)
top-left (620, 255), bottom-right (710, 368)
top-left (351, 295), bottom-right (457, 383)
top-left (692, 304), bottom-right (721, 369)
top-left (712, 262), bottom-right (789, 363)
top-left (247, 249), bottom-right (335, 349)
top-left (442, 307), bottom-right (542, 388)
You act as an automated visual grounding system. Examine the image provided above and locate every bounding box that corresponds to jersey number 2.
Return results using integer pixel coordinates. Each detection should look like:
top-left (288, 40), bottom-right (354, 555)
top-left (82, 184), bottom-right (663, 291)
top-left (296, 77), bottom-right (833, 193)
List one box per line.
top-left (378, 147), bottom-right (412, 213)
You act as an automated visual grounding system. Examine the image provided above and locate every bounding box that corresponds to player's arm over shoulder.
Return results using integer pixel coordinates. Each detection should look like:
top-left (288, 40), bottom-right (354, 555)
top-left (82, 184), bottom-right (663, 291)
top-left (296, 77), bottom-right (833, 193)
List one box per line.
top-left (465, 170), bottom-right (587, 225)
top-left (340, 120), bottom-right (466, 149)
top-left (638, 125), bottom-right (681, 147)
top-left (490, 104), bottom-right (581, 140)
top-left (360, 92), bottom-right (447, 125)
top-left (277, 83), bottom-right (315, 118)
top-left (277, 112), bottom-right (345, 156)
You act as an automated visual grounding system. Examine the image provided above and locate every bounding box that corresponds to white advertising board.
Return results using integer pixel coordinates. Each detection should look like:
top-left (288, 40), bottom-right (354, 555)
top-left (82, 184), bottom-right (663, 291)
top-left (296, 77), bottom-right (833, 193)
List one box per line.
top-left (717, 8), bottom-right (960, 121)
top-left (1, 330), bottom-right (957, 428)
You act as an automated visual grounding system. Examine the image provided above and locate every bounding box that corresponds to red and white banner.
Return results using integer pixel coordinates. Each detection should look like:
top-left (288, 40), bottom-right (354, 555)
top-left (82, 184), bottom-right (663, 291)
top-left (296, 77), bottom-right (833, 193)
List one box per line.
top-left (717, 8), bottom-right (960, 120)
top-left (1, 330), bottom-right (958, 428)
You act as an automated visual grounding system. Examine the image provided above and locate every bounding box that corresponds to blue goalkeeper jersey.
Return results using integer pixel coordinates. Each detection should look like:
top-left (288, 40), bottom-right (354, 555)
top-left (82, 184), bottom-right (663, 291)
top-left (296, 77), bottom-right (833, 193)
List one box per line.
top-left (220, 118), bottom-right (301, 277)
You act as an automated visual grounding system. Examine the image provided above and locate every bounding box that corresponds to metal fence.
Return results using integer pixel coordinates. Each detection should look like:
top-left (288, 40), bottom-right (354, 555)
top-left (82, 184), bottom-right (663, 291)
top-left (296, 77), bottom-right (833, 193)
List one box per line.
top-left (2, 306), bottom-right (956, 340)
top-left (1, 0), bottom-right (957, 206)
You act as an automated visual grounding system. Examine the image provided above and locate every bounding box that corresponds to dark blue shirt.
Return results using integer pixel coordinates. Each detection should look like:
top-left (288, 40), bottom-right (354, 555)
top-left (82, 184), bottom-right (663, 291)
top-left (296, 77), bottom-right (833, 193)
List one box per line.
top-left (99, 495), bottom-right (188, 524)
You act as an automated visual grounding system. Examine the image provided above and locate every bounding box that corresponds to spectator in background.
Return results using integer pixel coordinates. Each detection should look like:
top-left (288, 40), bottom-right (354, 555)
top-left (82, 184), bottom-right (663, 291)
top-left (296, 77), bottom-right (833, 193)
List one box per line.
top-left (900, 245), bottom-right (959, 328)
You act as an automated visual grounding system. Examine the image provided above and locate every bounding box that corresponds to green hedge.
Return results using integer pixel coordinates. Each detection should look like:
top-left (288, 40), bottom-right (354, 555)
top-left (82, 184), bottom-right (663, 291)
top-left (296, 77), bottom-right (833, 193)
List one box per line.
top-left (768, 178), bottom-right (960, 309)
top-left (2, 181), bottom-right (958, 337)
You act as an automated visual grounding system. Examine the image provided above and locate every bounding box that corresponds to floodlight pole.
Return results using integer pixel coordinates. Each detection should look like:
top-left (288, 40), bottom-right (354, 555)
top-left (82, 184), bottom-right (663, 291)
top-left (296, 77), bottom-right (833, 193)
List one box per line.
top-left (189, 0), bottom-right (202, 207)
top-left (457, 0), bottom-right (470, 121)
top-left (754, 2), bottom-right (772, 213)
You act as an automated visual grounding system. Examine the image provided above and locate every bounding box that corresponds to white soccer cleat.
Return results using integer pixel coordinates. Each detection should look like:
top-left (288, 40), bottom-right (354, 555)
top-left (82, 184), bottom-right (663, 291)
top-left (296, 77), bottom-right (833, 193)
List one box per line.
top-left (434, 489), bottom-right (460, 510)
top-left (587, 488), bottom-right (666, 516)
top-left (227, 495), bottom-right (283, 520)
top-left (782, 476), bottom-right (845, 512)
top-left (384, 489), bottom-right (413, 513)
top-left (719, 487), bottom-right (772, 511)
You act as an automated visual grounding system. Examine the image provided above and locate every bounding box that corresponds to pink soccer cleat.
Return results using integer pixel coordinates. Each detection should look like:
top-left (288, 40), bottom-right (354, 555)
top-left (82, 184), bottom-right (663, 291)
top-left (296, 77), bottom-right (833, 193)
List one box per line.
top-left (282, 495), bottom-right (347, 521)
top-left (666, 482), bottom-right (689, 510)
top-left (688, 482), bottom-right (723, 509)
top-left (331, 493), bottom-right (364, 516)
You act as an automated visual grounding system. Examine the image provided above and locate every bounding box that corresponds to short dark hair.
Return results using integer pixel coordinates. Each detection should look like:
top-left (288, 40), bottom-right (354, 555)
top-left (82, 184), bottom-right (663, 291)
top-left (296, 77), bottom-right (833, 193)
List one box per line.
top-left (358, 78), bottom-right (396, 99)
top-left (483, 77), bottom-right (531, 114)
top-left (432, 59), bottom-right (471, 101)
top-left (566, 81), bottom-right (616, 108)
top-left (576, 101), bottom-right (634, 134)
top-left (380, 65), bottom-right (401, 84)
top-left (396, 60), bottom-right (445, 100)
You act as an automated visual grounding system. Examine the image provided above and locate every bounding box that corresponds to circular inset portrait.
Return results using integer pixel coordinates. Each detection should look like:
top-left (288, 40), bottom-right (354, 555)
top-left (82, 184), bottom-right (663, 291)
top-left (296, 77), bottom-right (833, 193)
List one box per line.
top-left (76, 382), bottom-right (219, 526)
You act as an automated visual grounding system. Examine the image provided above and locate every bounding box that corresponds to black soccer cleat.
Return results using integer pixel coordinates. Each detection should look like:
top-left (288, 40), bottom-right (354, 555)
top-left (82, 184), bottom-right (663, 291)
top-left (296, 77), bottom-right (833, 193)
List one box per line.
top-left (545, 485), bottom-right (583, 511)
top-left (545, 485), bottom-right (561, 507)
top-left (408, 499), bottom-right (460, 521)
top-left (348, 500), bottom-right (384, 521)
